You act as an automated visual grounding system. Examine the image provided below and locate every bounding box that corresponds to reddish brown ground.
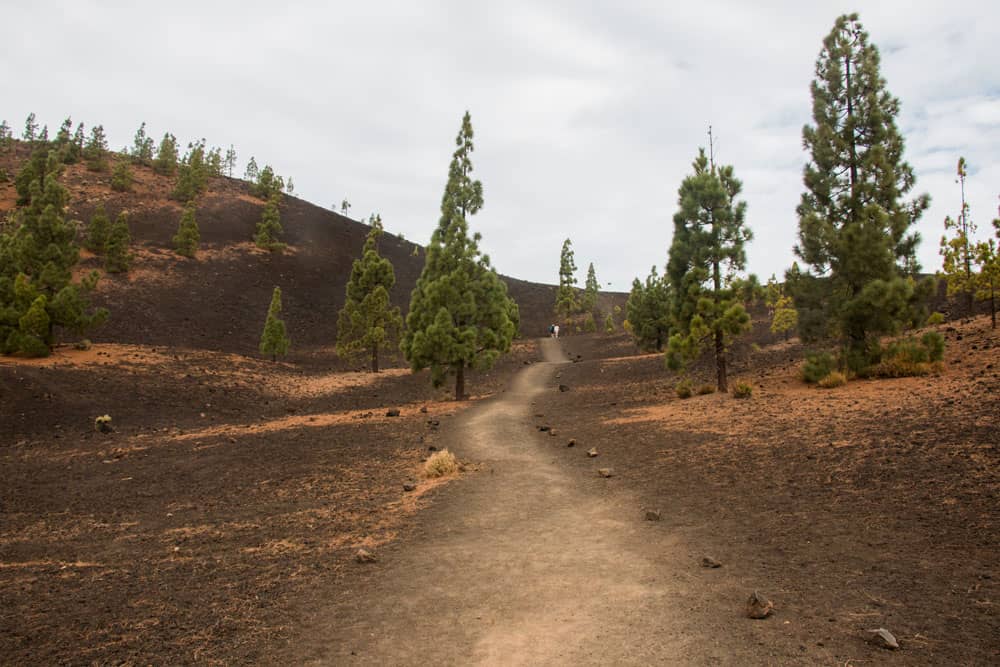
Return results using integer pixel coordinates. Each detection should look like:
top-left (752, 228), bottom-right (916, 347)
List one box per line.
top-left (0, 340), bottom-right (538, 664)
top-left (536, 316), bottom-right (998, 664)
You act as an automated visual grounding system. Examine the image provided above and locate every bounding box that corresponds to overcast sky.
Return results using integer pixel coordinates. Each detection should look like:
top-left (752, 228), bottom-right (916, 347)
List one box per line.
top-left (3, 1), bottom-right (998, 290)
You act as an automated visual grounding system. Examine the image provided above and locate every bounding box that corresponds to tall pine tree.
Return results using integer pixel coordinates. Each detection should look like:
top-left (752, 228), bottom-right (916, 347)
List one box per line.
top-left (666, 147), bottom-right (752, 392)
top-left (793, 13), bottom-right (930, 371)
top-left (336, 215), bottom-right (403, 372)
top-left (582, 262), bottom-right (599, 313)
top-left (254, 194), bottom-right (285, 251)
top-left (173, 201), bottom-right (201, 258)
top-left (0, 152), bottom-right (106, 354)
top-left (401, 111), bottom-right (518, 400)
top-left (153, 133), bottom-right (178, 176)
top-left (555, 238), bottom-right (578, 317)
top-left (939, 157), bottom-right (977, 315)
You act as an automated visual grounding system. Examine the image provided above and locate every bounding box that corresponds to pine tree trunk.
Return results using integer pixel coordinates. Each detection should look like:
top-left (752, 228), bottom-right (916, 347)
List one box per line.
top-left (715, 328), bottom-right (727, 393)
top-left (455, 364), bottom-right (466, 401)
top-left (371, 345), bottom-right (379, 373)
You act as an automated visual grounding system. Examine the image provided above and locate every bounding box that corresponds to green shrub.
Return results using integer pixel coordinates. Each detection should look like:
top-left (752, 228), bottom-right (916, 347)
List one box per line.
top-left (817, 371), bottom-right (847, 389)
top-left (732, 381), bottom-right (753, 399)
top-left (675, 378), bottom-right (693, 399)
top-left (926, 311), bottom-right (945, 325)
top-left (871, 333), bottom-right (945, 378)
top-left (696, 384), bottom-right (716, 395)
top-left (584, 312), bottom-right (597, 333)
top-left (604, 314), bottom-right (615, 333)
top-left (802, 351), bottom-right (836, 383)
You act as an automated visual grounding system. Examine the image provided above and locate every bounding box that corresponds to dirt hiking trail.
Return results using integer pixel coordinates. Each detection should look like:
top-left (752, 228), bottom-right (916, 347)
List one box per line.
top-left (294, 337), bottom-right (710, 664)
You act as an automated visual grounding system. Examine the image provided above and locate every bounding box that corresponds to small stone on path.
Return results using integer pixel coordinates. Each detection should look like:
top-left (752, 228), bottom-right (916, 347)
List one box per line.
top-left (567, 439), bottom-right (576, 447)
top-left (645, 510), bottom-right (662, 521)
top-left (597, 468), bottom-right (613, 478)
top-left (868, 628), bottom-right (900, 650)
top-left (386, 409), bottom-right (400, 417)
top-left (746, 590), bottom-right (773, 619)
top-left (701, 556), bottom-right (722, 568)
top-left (355, 549), bottom-right (377, 564)
top-left (559, 384), bottom-right (570, 392)
top-left (403, 482), bottom-right (417, 492)
top-left (587, 447), bottom-right (598, 458)
top-left (538, 425), bottom-right (551, 432)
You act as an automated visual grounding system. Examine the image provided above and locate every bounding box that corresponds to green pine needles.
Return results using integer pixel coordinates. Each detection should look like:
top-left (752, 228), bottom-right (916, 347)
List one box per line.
top-left (401, 111), bottom-right (519, 401)
top-left (173, 201), bottom-right (201, 258)
top-left (555, 238), bottom-right (578, 317)
top-left (254, 195), bottom-right (285, 251)
top-left (260, 286), bottom-right (291, 361)
top-left (0, 151), bottom-right (106, 356)
top-left (792, 13), bottom-right (931, 372)
top-left (336, 215), bottom-right (403, 372)
top-left (105, 212), bottom-right (133, 273)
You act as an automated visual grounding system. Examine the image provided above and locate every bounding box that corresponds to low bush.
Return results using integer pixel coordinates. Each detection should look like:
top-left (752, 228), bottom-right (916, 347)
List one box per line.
top-left (696, 383), bottom-right (716, 395)
top-left (802, 351), bottom-right (836, 383)
top-left (926, 311), bottom-right (945, 325)
top-left (732, 381), bottom-right (753, 399)
top-left (817, 371), bottom-right (847, 389)
top-left (871, 332), bottom-right (945, 378)
top-left (675, 378), bottom-right (693, 399)
top-left (423, 449), bottom-right (458, 478)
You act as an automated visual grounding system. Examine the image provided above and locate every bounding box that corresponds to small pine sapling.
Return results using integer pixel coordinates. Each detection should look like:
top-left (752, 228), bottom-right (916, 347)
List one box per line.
top-left (253, 195), bottom-right (285, 251)
top-left (104, 213), bottom-right (133, 273)
top-left (110, 159), bottom-right (132, 192)
top-left (85, 204), bottom-right (111, 253)
top-left (173, 201), bottom-right (200, 257)
top-left (259, 286), bottom-right (291, 361)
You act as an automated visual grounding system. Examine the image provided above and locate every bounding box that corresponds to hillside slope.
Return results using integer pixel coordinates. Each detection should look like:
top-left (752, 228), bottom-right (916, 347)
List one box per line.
top-left (1, 144), bottom-right (607, 363)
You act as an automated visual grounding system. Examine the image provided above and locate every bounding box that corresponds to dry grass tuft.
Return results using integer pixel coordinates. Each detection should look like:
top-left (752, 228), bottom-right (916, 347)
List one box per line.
top-left (818, 371), bottom-right (848, 389)
top-left (423, 450), bottom-right (459, 478)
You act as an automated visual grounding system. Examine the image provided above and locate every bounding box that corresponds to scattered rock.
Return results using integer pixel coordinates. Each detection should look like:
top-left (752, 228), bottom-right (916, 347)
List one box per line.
top-left (420, 406), bottom-right (428, 413)
top-left (567, 439), bottom-right (576, 447)
top-left (645, 509), bottom-right (662, 521)
top-left (701, 556), bottom-right (722, 568)
top-left (746, 591), bottom-right (773, 619)
top-left (867, 628), bottom-right (900, 650)
top-left (587, 447), bottom-right (599, 458)
top-left (355, 549), bottom-right (377, 564)
top-left (548, 429), bottom-right (558, 437)
top-left (538, 425), bottom-right (551, 432)
top-left (403, 482), bottom-right (417, 492)
top-left (427, 419), bottom-right (440, 427)
top-left (386, 409), bottom-right (400, 417)
top-left (428, 445), bottom-right (437, 452)
top-left (559, 384), bottom-right (570, 392)
top-left (597, 468), bottom-right (613, 478)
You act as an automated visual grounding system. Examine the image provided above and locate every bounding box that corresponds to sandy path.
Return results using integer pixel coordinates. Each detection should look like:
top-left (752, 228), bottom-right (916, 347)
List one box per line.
top-left (299, 338), bottom-right (697, 665)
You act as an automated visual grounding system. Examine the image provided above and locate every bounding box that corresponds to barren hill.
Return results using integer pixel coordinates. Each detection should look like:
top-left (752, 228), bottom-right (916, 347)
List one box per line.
top-left (1, 143), bottom-right (608, 362)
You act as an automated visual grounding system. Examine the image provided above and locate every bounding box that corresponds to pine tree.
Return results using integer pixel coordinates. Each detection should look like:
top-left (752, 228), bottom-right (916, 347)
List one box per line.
top-left (252, 165), bottom-right (284, 199)
top-left (0, 153), bottom-right (106, 354)
top-left (37, 126), bottom-right (49, 144)
top-left (83, 125), bottom-right (109, 172)
top-left (153, 133), bottom-right (178, 176)
top-left (85, 204), bottom-right (111, 253)
top-left (23, 113), bottom-right (38, 142)
top-left (771, 294), bottom-right (798, 340)
top-left (625, 266), bottom-right (672, 352)
top-left (173, 201), bottom-right (201, 258)
top-left (172, 140), bottom-right (209, 201)
top-left (110, 159), bottom-right (132, 192)
top-left (105, 213), bottom-right (132, 273)
top-left (401, 111), bottom-right (518, 401)
top-left (254, 194), bottom-right (285, 251)
top-left (340, 199), bottom-right (351, 215)
top-left (666, 147), bottom-right (752, 392)
top-left (131, 122), bottom-right (155, 165)
top-left (336, 216), bottom-right (404, 372)
top-left (259, 286), bottom-right (290, 361)
top-left (14, 147), bottom-right (48, 205)
top-left (72, 123), bottom-right (85, 156)
top-left (604, 313), bottom-right (615, 333)
top-left (244, 156), bottom-right (259, 182)
top-left (206, 147), bottom-right (223, 177)
top-left (582, 262), bottom-right (599, 313)
top-left (793, 13), bottom-right (931, 372)
top-left (940, 157), bottom-right (978, 315)
top-left (54, 118), bottom-right (76, 164)
top-left (973, 202), bottom-right (1000, 329)
top-left (555, 238), bottom-right (578, 317)
top-left (286, 177), bottom-right (294, 195)
top-left (0, 120), bottom-right (12, 152)
top-left (224, 145), bottom-right (237, 177)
